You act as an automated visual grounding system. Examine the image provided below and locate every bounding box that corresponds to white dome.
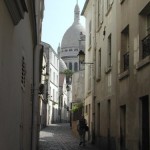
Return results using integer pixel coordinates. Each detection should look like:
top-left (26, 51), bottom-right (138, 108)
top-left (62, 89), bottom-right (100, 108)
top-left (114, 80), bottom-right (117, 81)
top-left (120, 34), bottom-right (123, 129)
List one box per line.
top-left (59, 58), bottom-right (67, 72)
top-left (61, 23), bottom-right (85, 48)
top-left (61, 3), bottom-right (85, 49)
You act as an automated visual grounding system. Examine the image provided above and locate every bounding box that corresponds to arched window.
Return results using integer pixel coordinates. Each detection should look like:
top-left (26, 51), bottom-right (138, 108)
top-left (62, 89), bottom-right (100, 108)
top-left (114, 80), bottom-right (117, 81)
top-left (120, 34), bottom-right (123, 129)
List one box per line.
top-left (74, 62), bottom-right (78, 71)
top-left (69, 62), bottom-right (72, 71)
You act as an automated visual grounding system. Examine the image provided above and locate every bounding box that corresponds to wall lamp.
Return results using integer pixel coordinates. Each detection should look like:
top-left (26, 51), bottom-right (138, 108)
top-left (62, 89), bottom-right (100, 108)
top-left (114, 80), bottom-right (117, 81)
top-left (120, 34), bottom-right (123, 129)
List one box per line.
top-left (66, 84), bottom-right (70, 91)
top-left (42, 72), bottom-right (49, 81)
top-left (77, 50), bottom-right (93, 64)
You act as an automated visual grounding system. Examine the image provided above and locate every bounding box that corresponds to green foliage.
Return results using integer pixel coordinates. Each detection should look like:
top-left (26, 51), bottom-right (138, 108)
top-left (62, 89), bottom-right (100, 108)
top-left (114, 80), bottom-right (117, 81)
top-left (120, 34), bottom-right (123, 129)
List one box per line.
top-left (63, 69), bottom-right (73, 77)
top-left (72, 102), bottom-right (83, 112)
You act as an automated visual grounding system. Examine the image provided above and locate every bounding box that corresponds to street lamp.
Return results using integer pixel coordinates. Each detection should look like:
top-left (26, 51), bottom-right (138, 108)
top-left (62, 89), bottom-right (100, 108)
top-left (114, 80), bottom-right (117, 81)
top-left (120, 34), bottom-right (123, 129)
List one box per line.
top-left (42, 72), bottom-right (49, 81)
top-left (77, 50), bottom-right (93, 64)
top-left (66, 84), bottom-right (70, 91)
top-left (44, 72), bottom-right (49, 81)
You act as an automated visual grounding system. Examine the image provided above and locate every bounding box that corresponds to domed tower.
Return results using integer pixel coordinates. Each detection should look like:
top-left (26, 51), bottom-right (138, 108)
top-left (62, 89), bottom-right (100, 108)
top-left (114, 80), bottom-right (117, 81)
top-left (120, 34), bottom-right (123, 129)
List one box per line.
top-left (60, 2), bottom-right (85, 72)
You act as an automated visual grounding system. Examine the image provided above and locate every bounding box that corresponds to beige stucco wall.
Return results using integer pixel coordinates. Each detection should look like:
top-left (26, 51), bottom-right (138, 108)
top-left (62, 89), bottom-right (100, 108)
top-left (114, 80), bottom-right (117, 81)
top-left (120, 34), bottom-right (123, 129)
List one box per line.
top-left (72, 70), bottom-right (85, 102)
top-left (116, 0), bottom-right (150, 150)
top-left (0, 0), bottom-right (44, 150)
top-left (82, 0), bottom-right (150, 149)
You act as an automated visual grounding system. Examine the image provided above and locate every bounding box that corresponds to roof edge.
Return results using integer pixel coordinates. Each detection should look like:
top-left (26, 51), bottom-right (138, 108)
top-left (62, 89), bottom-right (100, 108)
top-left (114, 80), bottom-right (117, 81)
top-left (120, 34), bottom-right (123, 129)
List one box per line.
top-left (81, 0), bottom-right (89, 16)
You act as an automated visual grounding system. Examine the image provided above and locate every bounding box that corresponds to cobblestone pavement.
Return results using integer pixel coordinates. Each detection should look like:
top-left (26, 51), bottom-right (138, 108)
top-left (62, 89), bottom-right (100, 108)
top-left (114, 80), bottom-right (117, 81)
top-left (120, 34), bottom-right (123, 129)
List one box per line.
top-left (39, 123), bottom-right (99, 150)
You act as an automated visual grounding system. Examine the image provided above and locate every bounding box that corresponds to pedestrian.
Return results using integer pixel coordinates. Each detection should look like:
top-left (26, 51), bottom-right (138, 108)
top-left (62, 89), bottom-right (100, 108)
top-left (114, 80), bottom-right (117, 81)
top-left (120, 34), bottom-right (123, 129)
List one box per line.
top-left (77, 115), bottom-right (88, 146)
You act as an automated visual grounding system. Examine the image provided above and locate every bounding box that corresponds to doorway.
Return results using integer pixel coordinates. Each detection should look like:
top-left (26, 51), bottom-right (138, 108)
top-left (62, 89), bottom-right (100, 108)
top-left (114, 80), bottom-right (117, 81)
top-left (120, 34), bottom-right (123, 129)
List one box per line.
top-left (140, 95), bottom-right (149, 150)
top-left (120, 105), bottom-right (126, 150)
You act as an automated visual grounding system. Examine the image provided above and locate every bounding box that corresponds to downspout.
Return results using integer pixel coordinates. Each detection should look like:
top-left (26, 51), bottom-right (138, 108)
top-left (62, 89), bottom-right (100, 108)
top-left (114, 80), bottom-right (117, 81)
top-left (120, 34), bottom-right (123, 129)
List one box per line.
top-left (32, 44), bottom-right (42, 150)
top-left (91, 0), bottom-right (96, 144)
top-left (31, 0), bottom-right (41, 150)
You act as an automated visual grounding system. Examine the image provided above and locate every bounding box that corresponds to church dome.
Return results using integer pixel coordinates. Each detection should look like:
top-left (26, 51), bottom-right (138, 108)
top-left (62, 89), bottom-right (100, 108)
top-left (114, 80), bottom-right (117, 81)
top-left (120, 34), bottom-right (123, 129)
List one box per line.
top-left (59, 58), bottom-right (67, 72)
top-left (61, 3), bottom-right (85, 49)
top-left (61, 24), bottom-right (85, 48)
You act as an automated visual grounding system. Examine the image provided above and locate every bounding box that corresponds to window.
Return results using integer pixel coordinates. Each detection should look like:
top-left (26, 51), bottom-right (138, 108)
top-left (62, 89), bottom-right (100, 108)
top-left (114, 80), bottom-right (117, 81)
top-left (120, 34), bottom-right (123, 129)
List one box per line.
top-left (97, 103), bottom-right (100, 136)
top-left (57, 75), bottom-right (58, 85)
top-left (54, 55), bottom-right (55, 65)
top-left (4, 0), bottom-right (28, 25)
top-left (88, 65), bottom-right (91, 91)
top-left (74, 62), bottom-right (78, 72)
top-left (97, 0), bottom-right (101, 28)
top-left (69, 49), bottom-right (72, 51)
top-left (107, 100), bottom-right (111, 148)
top-left (101, 0), bottom-right (104, 23)
top-left (50, 51), bottom-right (52, 63)
top-left (120, 105), bottom-right (126, 150)
top-left (139, 3), bottom-right (150, 59)
top-left (53, 89), bottom-right (55, 101)
top-left (121, 25), bottom-right (129, 72)
top-left (74, 49), bottom-right (78, 51)
top-left (57, 59), bottom-right (59, 67)
top-left (107, 0), bottom-right (111, 10)
top-left (53, 72), bottom-right (55, 83)
top-left (85, 105), bottom-right (88, 114)
top-left (106, 0), bottom-right (113, 12)
top-left (69, 62), bottom-right (72, 71)
top-left (140, 95), bottom-right (149, 150)
top-left (142, 14), bottom-right (150, 59)
top-left (89, 21), bottom-right (92, 47)
top-left (51, 53), bottom-right (53, 63)
top-left (49, 68), bottom-right (51, 81)
top-left (49, 86), bottom-right (51, 99)
top-left (96, 49), bottom-right (101, 80)
top-left (107, 34), bottom-right (112, 68)
top-left (56, 91), bottom-right (58, 102)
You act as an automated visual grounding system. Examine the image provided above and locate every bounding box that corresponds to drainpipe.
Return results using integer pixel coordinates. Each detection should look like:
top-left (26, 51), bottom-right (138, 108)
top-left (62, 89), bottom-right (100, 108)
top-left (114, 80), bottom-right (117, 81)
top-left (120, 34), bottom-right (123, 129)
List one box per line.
top-left (91, 0), bottom-right (96, 144)
top-left (32, 44), bottom-right (42, 150)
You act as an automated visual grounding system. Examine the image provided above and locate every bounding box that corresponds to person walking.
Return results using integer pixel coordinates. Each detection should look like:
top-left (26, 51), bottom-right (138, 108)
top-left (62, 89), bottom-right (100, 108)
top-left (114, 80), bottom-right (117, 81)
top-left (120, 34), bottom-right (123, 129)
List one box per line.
top-left (77, 115), bottom-right (88, 146)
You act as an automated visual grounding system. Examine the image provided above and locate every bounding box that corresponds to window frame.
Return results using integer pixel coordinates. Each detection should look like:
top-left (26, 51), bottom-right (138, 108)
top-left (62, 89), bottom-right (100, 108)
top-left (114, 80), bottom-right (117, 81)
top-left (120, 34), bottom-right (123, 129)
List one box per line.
top-left (96, 48), bottom-right (101, 81)
top-left (120, 25), bottom-right (130, 72)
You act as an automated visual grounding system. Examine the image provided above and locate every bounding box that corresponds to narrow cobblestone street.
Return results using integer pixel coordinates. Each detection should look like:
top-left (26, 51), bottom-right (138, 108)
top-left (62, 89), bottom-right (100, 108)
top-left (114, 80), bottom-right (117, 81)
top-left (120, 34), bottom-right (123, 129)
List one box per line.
top-left (39, 123), bottom-right (99, 150)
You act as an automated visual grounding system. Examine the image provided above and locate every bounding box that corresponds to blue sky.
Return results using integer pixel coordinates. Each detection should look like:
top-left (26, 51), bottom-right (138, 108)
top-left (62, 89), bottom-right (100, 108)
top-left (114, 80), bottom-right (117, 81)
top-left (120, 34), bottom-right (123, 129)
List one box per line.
top-left (41, 0), bottom-right (85, 51)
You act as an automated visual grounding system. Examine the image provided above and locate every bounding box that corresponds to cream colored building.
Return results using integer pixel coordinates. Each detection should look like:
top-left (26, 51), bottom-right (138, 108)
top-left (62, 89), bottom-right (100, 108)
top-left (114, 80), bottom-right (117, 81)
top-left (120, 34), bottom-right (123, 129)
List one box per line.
top-left (82, 0), bottom-right (150, 150)
top-left (0, 0), bottom-right (44, 150)
top-left (81, 0), bottom-right (96, 144)
top-left (49, 46), bottom-right (59, 123)
top-left (71, 70), bottom-right (85, 136)
top-left (40, 45), bottom-right (49, 129)
top-left (59, 58), bottom-right (70, 123)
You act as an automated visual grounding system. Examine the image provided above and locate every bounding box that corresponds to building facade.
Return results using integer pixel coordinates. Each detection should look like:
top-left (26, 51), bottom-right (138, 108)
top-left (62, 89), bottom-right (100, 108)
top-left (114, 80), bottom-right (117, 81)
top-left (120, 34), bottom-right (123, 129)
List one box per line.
top-left (40, 44), bottom-right (49, 129)
top-left (71, 70), bottom-right (85, 137)
top-left (42, 43), bottom-right (60, 124)
top-left (59, 57), bottom-right (70, 123)
top-left (82, 0), bottom-right (150, 150)
top-left (0, 0), bottom-right (44, 150)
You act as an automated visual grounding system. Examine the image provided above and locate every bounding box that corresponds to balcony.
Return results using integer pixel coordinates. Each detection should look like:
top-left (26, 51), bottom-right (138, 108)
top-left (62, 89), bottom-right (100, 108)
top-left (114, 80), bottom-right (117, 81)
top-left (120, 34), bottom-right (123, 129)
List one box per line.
top-left (142, 34), bottom-right (150, 59)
